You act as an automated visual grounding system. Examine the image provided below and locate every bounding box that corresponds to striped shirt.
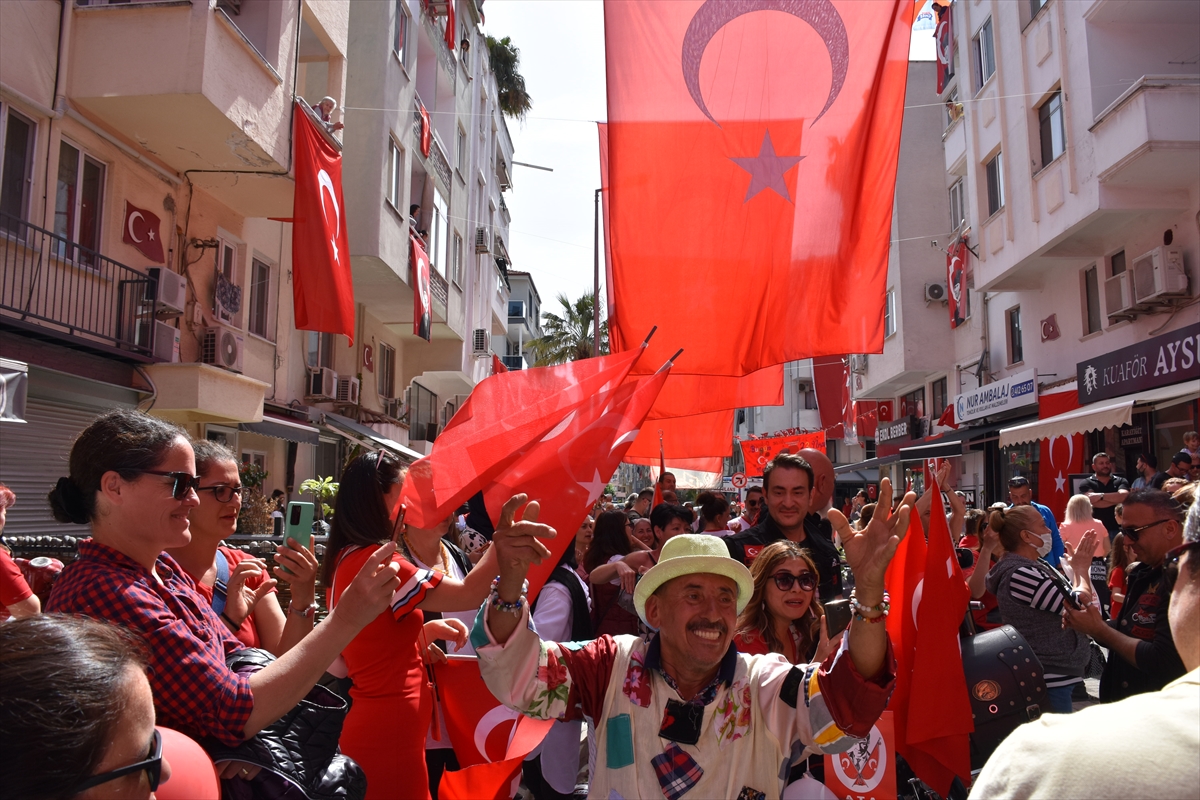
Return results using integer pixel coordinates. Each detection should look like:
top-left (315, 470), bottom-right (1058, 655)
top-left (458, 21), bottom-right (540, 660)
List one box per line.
top-left (1007, 564), bottom-right (1081, 688)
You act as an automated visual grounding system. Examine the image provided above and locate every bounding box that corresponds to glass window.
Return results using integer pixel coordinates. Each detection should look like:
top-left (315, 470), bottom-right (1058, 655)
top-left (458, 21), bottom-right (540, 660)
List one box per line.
top-left (1030, 0), bottom-right (1047, 19)
top-left (386, 139), bottom-right (403, 209)
top-left (430, 189), bottom-right (448, 276)
top-left (885, 290), bottom-right (897, 337)
top-left (1038, 91), bottom-right (1065, 167)
top-left (931, 378), bottom-right (948, 420)
top-left (974, 18), bottom-right (995, 90)
top-left (1007, 306), bottom-right (1024, 364)
top-left (377, 342), bottom-right (396, 399)
top-left (215, 237), bottom-right (238, 324)
top-left (901, 388), bottom-right (925, 418)
top-left (949, 178), bottom-right (966, 230)
top-left (452, 231), bottom-right (463, 286)
top-left (248, 258), bottom-right (271, 338)
top-left (394, 0), bottom-right (411, 67)
top-left (456, 126), bottom-right (467, 175)
top-left (307, 331), bottom-right (334, 369)
top-left (1110, 249), bottom-right (1126, 276)
top-left (54, 141), bottom-right (105, 264)
top-left (1, 109), bottom-right (35, 231)
top-left (985, 152), bottom-right (1004, 217)
top-left (508, 300), bottom-right (524, 317)
top-left (1083, 266), bottom-right (1102, 335)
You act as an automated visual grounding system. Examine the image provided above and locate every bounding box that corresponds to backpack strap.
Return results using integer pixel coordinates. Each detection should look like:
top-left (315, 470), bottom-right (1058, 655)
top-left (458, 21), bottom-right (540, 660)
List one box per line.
top-left (211, 549), bottom-right (230, 616)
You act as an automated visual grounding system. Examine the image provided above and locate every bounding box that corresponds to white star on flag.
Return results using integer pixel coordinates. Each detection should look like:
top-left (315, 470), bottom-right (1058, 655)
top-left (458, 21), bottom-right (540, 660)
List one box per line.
top-left (1055, 473), bottom-right (1066, 492)
top-left (579, 470), bottom-right (607, 506)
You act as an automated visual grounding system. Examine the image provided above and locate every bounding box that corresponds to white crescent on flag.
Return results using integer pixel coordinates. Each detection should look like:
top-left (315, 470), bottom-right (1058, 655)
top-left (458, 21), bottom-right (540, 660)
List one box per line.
top-left (127, 211), bottom-right (145, 243)
top-left (473, 703), bottom-right (521, 762)
top-left (317, 169), bottom-right (341, 264)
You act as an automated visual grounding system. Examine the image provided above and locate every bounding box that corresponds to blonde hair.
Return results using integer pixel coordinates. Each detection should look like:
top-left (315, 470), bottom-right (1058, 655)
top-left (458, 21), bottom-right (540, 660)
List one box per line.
top-left (1065, 494), bottom-right (1093, 525)
top-left (987, 505), bottom-right (1044, 553)
top-left (735, 541), bottom-right (823, 658)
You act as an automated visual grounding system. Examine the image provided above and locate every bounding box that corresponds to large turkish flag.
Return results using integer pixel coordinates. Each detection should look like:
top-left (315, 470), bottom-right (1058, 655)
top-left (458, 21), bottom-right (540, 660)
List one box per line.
top-left (292, 102), bottom-right (355, 343)
top-left (1038, 388), bottom-right (1084, 522)
top-left (604, 0), bottom-right (914, 377)
top-left (122, 202), bottom-right (165, 263)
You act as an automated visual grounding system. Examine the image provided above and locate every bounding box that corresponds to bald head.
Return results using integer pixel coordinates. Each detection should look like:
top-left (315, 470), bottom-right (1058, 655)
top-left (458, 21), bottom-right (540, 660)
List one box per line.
top-left (799, 448), bottom-right (835, 512)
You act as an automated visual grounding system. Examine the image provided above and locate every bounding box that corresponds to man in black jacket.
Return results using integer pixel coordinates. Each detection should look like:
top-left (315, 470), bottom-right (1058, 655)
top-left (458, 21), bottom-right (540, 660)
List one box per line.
top-left (724, 453), bottom-right (843, 601)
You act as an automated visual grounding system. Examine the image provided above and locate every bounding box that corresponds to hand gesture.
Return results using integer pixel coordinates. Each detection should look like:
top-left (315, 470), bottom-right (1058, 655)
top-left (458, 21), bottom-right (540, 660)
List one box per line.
top-left (273, 537), bottom-right (319, 606)
top-left (614, 559), bottom-right (638, 595)
top-left (813, 614), bottom-right (845, 664)
top-left (223, 558), bottom-right (276, 628)
top-left (828, 478), bottom-right (915, 602)
top-left (332, 542), bottom-right (402, 631)
top-left (423, 617), bottom-right (469, 653)
top-left (1068, 530), bottom-right (1099, 575)
top-left (1062, 599), bottom-right (1106, 637)
top-left (491, 494), bottom-right (556, 585)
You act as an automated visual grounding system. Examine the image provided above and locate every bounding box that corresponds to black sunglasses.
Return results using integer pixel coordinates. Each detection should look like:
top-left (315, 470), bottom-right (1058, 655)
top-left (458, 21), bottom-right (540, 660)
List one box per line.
top-left (197, 484), bottom-right (243, 504)
top-left (1163, 541), bottom-right (1200, 595)
top-left (770, 571), bottom-right (818, 593)
top-left (137, 470), bottom-right (201, 501)
top-left (1118, 519), bottom-right (1173, 542)
top-left (74, 728), bottom-right (163, 793)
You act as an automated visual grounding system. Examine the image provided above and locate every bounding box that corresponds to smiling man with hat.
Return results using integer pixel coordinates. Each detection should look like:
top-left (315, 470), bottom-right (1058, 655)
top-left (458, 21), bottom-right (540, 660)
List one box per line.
top-left (474, 479), bottom-right (913, 799)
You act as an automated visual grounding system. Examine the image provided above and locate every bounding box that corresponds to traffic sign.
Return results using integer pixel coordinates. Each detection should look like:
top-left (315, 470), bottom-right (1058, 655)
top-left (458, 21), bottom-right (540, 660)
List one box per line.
top-left (731, 472), bottom-right (748, 489)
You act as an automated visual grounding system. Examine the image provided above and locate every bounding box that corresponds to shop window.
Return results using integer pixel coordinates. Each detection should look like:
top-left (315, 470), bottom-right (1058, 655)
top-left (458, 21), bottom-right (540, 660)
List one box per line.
top-left (1, 108), bottom-right (35, 232)
top-left (985, 151), bottom-right (1004, 217)
top-left (1082, 265), bottom-right (1102, 335)
top-left (973, 18), bottom-right (995, 91)
top-left (1038, 91), bottom-right (1065, 168)
top-left (54, 140), bottom-right (105, 265)
top-left (377, 342), bottom-right (396, 399)
top-left (1007, 306), bottom-right (1024, 365)
top-left (931, 378), bottom-right (948, 421)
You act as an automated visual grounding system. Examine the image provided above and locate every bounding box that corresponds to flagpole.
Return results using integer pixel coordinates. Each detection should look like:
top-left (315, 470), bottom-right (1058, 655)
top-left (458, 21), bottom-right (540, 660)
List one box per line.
top-left (593, 187), bottom-right (601, 357)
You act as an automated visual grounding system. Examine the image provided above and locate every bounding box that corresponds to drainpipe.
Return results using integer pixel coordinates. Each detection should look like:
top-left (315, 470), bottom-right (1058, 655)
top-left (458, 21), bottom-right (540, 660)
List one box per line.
top-left (52, 0), bottom-right (71, 118)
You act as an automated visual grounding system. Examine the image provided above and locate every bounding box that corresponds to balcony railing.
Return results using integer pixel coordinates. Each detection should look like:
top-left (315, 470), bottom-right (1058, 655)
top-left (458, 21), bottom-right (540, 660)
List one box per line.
top-left (0, 212), bottom-right (160, 360)
top-left (501, 355), bottom-right (524, 371)
top-left (431, 268), bottom-right (449, 310)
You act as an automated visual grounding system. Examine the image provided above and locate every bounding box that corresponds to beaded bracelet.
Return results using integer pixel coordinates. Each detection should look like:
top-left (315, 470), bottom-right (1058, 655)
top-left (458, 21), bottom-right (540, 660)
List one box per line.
top-left (849, 590), bottom-right (890, 621)
top-left (489, 576), bottom-right (528, 614)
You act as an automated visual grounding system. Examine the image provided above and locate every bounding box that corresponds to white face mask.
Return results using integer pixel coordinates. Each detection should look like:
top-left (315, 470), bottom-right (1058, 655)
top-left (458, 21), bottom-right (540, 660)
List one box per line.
top-left (1026, 529), bottom-right (1052, 558)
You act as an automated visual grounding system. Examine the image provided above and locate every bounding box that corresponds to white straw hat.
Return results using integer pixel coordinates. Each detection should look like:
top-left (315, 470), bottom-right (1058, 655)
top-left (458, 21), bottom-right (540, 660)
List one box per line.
top-left (633, 534), bottom-right (754, 624)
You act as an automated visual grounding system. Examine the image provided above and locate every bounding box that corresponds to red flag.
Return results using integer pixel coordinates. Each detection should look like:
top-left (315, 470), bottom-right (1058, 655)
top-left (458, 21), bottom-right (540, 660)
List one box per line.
top-left (739, 432), bottom-right (827, 477)
top-left (813, 355), bottom-right (847, 438)
top-left (491, 353), bottom-right (508, 374)
top-left (948, 239), bottom-right (969, 329)
top-left (401, 349), bottom-right (644, 527)
top-left (1038, 388), bottom-right (1084, 522)
top-left (122, 201), bottom-right (165, 263)
top-left (291, 102), bottom-right (355, 343)
top-left (622, 409), bottom-right (735, 465)
top-left (444, 0), bottom-right (456, 50)
top-left (906, 484), bottom-right (973, 794)
top-left (485, 369), bottom-right (670, 599)
top-left (604, 0), bottom-right (913, 374)
top-left (934, 2), bottom-right (955, 94)
top-left (884, 505), bottom-right (926, 779)
top-left (412, 235), bottom-right (432, 341)
top-left (419, 100), bottom-right (432, 157)
top-left (937, 404), bottom-right (959, 430)
top-left (652, 431), bottom-right (666, 508)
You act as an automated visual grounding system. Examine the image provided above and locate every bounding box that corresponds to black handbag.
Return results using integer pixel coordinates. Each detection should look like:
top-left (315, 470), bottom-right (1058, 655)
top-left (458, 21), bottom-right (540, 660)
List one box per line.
top-left (205, 648), bottom-right (367, 800)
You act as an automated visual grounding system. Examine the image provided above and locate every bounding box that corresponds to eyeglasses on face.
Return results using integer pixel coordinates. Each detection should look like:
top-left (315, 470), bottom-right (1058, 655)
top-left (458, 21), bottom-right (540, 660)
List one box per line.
top-left (770, 570), bottom-right (818, 593)
top-left (74, 728), bottom-right (163, 793)
top-left (1118, 519), bottom-right (1173, 542)
top-left (136, 470), bottom-right (200, 501)
top-left (197, 484), bottom-right (243, 504)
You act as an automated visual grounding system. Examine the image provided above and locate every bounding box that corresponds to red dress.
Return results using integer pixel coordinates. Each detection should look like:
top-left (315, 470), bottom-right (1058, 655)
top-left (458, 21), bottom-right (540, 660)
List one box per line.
top-left (192, 546), bottom-right (275, 649)
top-left (331, 547), bottom-right (442, 800)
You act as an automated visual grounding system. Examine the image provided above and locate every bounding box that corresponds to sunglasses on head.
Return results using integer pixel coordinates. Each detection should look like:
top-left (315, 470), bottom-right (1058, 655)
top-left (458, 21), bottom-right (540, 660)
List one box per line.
top-left (770, 570), bottom-right (818, 593)
top-left (1118, 519), bottom-right (1173, 542)
top-left (1163, 541), bottom-right (1200, 595)
top-left (74, 728), bottom-right (163, 793)
top-left (137, 470), bottom-right (201, 501)
top-left (197, 483), bottom-right (243, 503)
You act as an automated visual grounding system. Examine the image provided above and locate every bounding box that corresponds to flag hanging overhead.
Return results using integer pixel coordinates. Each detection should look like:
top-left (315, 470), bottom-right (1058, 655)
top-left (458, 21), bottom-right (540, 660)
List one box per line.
top-left (412, 234), bottom-right (433, 342)
top-left (604, 0), bottom-right (913, 378)
top-left (292, 101), bottom-right (355, 343)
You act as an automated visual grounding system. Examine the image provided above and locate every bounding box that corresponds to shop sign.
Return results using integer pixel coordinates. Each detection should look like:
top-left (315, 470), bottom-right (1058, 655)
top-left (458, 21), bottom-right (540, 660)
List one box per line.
top-left (1076, 322), bottom-right (1200, 405)
top-left (954, 368), bottom-right (1038, 424)
top-left (876, 416), bottom-right (919, 444)
top-left (1119, 424), bottom-right (1145, 449)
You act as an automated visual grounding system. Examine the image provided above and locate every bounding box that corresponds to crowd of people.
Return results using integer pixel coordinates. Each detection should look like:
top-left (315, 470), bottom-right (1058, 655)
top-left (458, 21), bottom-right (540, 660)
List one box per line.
top-left (1, 409), bottom-right (1198, 799)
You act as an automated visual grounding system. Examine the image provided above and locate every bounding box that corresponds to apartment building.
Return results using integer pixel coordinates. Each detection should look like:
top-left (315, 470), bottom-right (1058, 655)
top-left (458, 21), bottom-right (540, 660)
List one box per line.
top-left (499, 270), bottom-right (542, 370)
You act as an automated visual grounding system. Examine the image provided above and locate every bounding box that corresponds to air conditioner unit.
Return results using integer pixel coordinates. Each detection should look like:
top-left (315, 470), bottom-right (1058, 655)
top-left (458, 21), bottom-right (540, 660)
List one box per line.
top-left (1105, 271), bottom-right (1135, 317)
top-left (200, 325), bottom-right (244, 373)
top-left (849, 354), bottom-right (868, 374)
top-left (475, 226), bottom-right (491, 254)
top-left (925, 282), bottom-right (948, 303)
top-left (336, 376), bottom-right (360, 405)
top-left (472, 328), bottom-right (489, 356)
top-left (306, 367), bottom-right (338, 401)
top-left (149, 321), bottom-right (180, 363)
top-left (146, 267), bottom-right (187, 316)
top-left (1131, 247), bottom-right (1187, 304)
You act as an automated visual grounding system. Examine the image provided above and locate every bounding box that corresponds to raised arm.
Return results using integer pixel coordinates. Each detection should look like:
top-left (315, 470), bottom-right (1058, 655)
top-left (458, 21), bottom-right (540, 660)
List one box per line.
top-left (483, 495), bottom-right (557, 646)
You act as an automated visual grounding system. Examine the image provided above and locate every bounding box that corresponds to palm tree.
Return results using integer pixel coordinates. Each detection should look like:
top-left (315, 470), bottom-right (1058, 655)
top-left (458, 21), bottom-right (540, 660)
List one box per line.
top-left (485, 35), bottom-right (533, 121)
top-left (526, 292), bottom-right (608, 365)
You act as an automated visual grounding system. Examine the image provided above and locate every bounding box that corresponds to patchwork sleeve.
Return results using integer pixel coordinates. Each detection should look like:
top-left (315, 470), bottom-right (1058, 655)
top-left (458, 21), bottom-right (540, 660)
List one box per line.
top-left (757, 629), bottom-right (897, 754)
top-left (474, 603), bottom-right (617, 723)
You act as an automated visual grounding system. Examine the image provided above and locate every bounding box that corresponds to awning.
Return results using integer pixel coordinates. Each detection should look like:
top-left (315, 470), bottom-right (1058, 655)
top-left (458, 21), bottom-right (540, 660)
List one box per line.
top-left (325, 412), bottom-right (423, 462)
top-left (0, 359), bottom-right (29, 423)
top-left (899, 440), bottom-right (965, 460)
top-left (999, 382), bottom-right (1199, 448)
top-left (239, 415), bottom-right (320, 445)
top-left (834, 454), bottom-right (901, 474)
top-left (835, 468), bottom-right (880, 484)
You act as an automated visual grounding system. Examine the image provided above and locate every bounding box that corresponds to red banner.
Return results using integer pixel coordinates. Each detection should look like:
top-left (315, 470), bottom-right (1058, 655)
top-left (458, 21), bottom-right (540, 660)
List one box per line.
top-left (948, 239), bottom-right (969, 329)
top-left (824, 710), bottom-right (897, 800)
top-left (739, 432), bottom-right (827, 477)
top-left (412, 235), bottom-right (432, 342)
top-left (291, 102), bottom-right (355, 343)
top-left (419, 101), bottom-right (432, 157)
top-left (935, 2), bottom-right (955, 94)
top-left (1038, 388), bottom-right (1084, 522)
top-left (122, 201), bottom-right (165, 263)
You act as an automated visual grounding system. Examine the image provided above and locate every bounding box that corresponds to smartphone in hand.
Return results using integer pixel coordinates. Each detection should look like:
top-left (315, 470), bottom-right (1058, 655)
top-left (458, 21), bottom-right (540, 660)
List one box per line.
top-left (824, 598), bottom-right (853, 637)
top-left (282, 502), bottom-right (315, 575)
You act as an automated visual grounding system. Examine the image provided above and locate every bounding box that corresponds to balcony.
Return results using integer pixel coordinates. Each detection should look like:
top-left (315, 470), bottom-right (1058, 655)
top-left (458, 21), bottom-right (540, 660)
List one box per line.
top-left (501, 355), bottom-right (524, 371)
top-left (0, 213), bottom-right (163, 362)
top-left (68, 1), bottom-right (295, 217)
top-left (1091, 76), bottom-right (1200, 190)
top-left (143, 362), bottom-right (267, 425)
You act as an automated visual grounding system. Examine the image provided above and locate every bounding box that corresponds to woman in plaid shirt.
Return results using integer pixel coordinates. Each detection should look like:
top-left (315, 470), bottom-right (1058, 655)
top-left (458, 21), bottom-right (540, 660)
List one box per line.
top-left (45, 410), bottom-right (402, 781)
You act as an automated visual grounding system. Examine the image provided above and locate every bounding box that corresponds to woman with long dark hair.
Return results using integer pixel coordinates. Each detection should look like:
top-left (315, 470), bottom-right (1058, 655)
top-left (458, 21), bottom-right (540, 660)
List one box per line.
top-left (323, 451), bottom-right (553, 799)
top-left (583, 509), bottom-right (646, 637)
top-left (734, 540), bottom-right (840, 664)
top-left (695, 491), bottom-right (731, 536)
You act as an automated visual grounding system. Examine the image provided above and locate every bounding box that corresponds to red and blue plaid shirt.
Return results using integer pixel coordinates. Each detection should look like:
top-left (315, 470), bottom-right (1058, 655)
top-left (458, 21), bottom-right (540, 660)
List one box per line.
top-left (47, 539), bottom-right (254, 746)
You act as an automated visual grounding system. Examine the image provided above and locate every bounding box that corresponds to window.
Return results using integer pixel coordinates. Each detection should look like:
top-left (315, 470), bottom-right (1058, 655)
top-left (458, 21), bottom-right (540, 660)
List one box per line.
top-left (944, 87), bottom-right (961, 128)
top-left (307, 331), bottom-right (334, 369)
top-left (508, 300), bottom-right (525, 317)
top-left (54, 141), bottom-right (105, 264)
top-left (901, 388), bottom-right (925, 418)
top-left (393, 0), bottom-right (411, 67)
top-left (1038, 91), bottom-right (1065, 167)
top-left (377, 342), bottom-right (396, 399)
top-left (949, 178), bottom-right (966, 230)
top-left (386, 138), bottom-right (403, 209)
top-left (1029, 0), bottom-right (1048, 19)
top-left (801, 383), bottom-right (818, 410)
top-left (884, 290), bottom-right (897, 337)
top-left (456, 126), bottom-right (467, 175)
top-left (214, 236), bottom-right (239, 324)
top-left (1110, 249), bottom-right (1126, 277)
top-left (985, 152), bottom-right (1004, 217)
top-left (1007, 306), bottom-right (1024, 364)
top-left (248, 258), bottom-right (271, 338)
top-left (430, 189), bottom-right (448, 276)
top-left (1, 109), bottom-right (35, 231)
top-left (451, 231), bottom-right (463, 286)
top-left (931, 378), bottom-right (948, 421)
top-left (1083, 265), bottom-right (1102, 335)
top-left (241, 451), bottom-right (266, 471)
top-left (973, 18), bottom-right (995, 90)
